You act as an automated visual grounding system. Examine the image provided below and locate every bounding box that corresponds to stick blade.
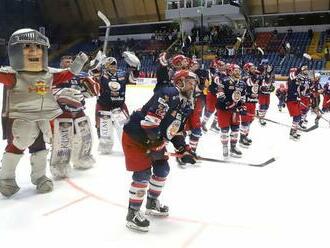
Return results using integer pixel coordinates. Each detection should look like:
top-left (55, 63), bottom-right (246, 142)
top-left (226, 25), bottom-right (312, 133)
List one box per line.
top-left (303, 53), bottom-right (312, 60)
top-left (97, 10), bottom-right (110, 26)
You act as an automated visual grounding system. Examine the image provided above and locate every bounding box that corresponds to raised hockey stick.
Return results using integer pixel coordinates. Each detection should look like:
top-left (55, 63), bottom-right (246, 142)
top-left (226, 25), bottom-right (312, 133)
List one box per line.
top-left (97, 11), bottom-right (111, 55)
top-left (169, 152), bottom-right (276, 167)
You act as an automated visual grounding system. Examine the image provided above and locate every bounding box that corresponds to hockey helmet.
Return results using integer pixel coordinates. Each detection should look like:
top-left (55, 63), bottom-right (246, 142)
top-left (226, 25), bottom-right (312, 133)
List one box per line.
top-left (243, 62), bottom-right (255, 73)
top-left (171, 54), bottom-right (189, 69)
top-left (173, 69), bottom-right (198, 95)
top-left (227, 64), bottom-right (241, 78)
top-left (103, 56), bottom-right (117, 73)
top-left (8, 28), bottom-right (50, 71)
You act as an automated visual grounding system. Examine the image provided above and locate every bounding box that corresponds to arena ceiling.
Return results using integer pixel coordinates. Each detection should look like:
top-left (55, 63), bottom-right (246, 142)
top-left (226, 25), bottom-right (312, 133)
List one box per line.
top-left (248, 0), bottom-right (329, 15)
top-left (38, 0), bottom-right (329, 29)
top-left (39, 0), bottom-right (166, 28)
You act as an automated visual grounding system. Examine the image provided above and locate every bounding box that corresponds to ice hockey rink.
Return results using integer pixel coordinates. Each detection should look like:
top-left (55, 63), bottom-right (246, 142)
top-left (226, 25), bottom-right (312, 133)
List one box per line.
top-left (1, 84), bottom-right (330, 248)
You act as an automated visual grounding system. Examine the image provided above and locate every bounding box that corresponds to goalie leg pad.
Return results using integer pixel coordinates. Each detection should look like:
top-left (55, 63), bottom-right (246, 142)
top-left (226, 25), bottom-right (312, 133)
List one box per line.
top-left (98, 111), bottom-right (114, 154)
top-left (72, 116), bottom-right (95, 169)
top-left (111, 108), bottom-right (129, 141)
top-left (50, 118), bottom-right (74, 179)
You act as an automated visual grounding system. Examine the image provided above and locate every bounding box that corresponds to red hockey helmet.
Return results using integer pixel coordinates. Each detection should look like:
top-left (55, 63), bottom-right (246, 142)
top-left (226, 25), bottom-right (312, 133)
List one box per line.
top-left (243, 62), bottom-right (255, 73)
top-left (210, 59), bottom-right (225, 70)
top-left (171, 54), bottom-right (189, 69)
top-left (226, 64), bottom-right (241, 77)
top-left (173, 69), bottom-right (198, 91)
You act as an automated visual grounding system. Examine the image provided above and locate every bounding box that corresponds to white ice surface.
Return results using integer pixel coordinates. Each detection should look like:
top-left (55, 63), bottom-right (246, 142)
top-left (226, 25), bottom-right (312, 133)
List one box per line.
top-left (1, 85), bottom-right (330, 248)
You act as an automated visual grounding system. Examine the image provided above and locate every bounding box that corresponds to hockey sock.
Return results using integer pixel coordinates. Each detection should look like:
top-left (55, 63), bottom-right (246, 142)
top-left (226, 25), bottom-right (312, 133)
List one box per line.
top-left (147, 175), bottom-right (166, 199)
top-left (129, 181), bottom-right (148, 210)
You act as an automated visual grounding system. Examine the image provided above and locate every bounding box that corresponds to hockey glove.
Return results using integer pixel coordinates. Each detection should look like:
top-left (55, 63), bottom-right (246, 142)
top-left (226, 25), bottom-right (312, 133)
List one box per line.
top-left (225, 101), bottom-right (235, 110)
top-left (177, 145), bottom-right (197, 164)
top-left (147, 140), bottom-right (168, 161)
top-left (269, 84), bottom-right (275, 92)
top-left (237, 105), bottom-right (247, 115)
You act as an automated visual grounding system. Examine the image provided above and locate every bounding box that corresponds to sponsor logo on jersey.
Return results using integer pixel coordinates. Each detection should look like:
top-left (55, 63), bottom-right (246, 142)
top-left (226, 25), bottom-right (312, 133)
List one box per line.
top-left (29, 81), bottom-right (50, 95)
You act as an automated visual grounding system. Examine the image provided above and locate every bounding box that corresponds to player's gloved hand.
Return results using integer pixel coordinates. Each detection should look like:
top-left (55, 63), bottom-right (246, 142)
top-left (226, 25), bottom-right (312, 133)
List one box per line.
top-left (270, 84), bottom-right (275, 92)
top-left (80, 77), bottom-right (100, 97)
top-left (177, 145), bottom-right (197, 164)
top-left (238, 105), bottom-right (247, 115)
top-left (147, 140), bottom-right (168, 161)
top-left (297, 96), bottom-right (301, 101)
top-left (260, 85), bottom-right (268, 92)
top-left (225, 101), bottom-right (235, 110)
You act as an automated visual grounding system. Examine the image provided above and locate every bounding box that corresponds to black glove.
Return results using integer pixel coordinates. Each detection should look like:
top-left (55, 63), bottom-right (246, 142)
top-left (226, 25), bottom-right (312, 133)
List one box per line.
top-left (225, 101), bottom-right (235, 110)
top-left (177, 145), bottom-right (197, 164)
top-left (147, 140), bottom-right (168, 161)
top-left (270, 84), bottom-right (275, 92)
top-left (237, 105), bottom-right (247, 115)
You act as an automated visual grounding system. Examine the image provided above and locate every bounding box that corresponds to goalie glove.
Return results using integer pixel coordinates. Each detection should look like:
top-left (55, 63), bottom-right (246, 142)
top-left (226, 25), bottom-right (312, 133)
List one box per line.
top-left (54, 88), bottom-right (84, 109)
top-left (79, 77), bottom-right (100, 98)
top-left (69, 52), bottom-right (89, 75)
top-left (122, 51), bottom-right (141, 70)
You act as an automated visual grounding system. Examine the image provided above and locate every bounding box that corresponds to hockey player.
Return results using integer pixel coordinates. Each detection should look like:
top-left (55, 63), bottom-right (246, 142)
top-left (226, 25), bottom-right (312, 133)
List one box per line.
top-left (50, 55), bottom-right (100, 179)
top-left (286, 66), bottom-right (308, 140)
top-left (94, 52), bottom-right (140, 154)
top-left (322, 78), bottom-right (330, 112)
top-left (0, 28), bottom-right (88, 197)
top-left (257, 59), bottom-right (275, 126)
top-left (201, 59), bottom-right (226, 133)
top-left (239, 63), bottom-right (259, 148)
top-left (216, 64), bottom-right (246, 158)
top-left (176, 58), bottom-right (207, 167)
top-left (298, 67), bottom-right (312, 129)
top-left (276, 83), bottom-right (287, 112)
top-left (122, 70), bottom-right (198, 232)
top-left (310, 73), bottom-right (322, 110)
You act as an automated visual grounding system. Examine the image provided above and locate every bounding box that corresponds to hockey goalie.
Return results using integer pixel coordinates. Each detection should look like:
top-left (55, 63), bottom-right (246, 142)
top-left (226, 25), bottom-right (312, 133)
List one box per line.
top-left (50, 55), bottom-right (100, 179)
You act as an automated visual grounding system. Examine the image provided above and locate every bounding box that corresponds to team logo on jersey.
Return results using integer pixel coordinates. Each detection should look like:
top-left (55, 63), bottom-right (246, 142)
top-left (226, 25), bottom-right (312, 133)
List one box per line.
top-left (232, 90), bottom-right (241, 102)
top-left (108, 81), bottom-right (121, 91)
top-left (252, 84), bottom-right (259, 94)
top-left (28, 81), bottom-right (50, 95)
top-left (166, 119), bottom-right (181, 140)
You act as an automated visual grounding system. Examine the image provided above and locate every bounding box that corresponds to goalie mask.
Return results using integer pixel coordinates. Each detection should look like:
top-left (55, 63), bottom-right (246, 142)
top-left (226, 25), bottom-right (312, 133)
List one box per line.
top-left (103, 57), bottom-right (117, 74)
top-left (8, 28), bottom-right (50, 72)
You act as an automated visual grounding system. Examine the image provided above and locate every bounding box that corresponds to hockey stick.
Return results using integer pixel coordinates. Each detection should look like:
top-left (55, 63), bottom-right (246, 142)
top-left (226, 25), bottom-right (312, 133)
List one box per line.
top-left (97, 11), bottom-right (111, 55)
top-left (261, 117), bottom-right (318, 132)
top-left (299, 101), bottom-right (330, 127)
top-left (169, 152), bottom-right (276, 167)
top-left (247, 112), bottom-right (318, 132)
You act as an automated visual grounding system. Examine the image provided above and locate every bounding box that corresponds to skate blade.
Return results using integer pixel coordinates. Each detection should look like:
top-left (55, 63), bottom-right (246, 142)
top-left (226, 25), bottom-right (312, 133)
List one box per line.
top-left (145, 209), bottom-right (169, 217)
top-left (230, 153), bottom-right (242, 158)
top-left (239, 143), bottom-right (250, 149)
top-left (289, 136), bottom-right (300, 141)
top-left (126, 222), bottom-right (149, 232)
top-left (210, 128), bottom-right (220, 133)
top-left (177, 163), bottom-right (188, 169)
